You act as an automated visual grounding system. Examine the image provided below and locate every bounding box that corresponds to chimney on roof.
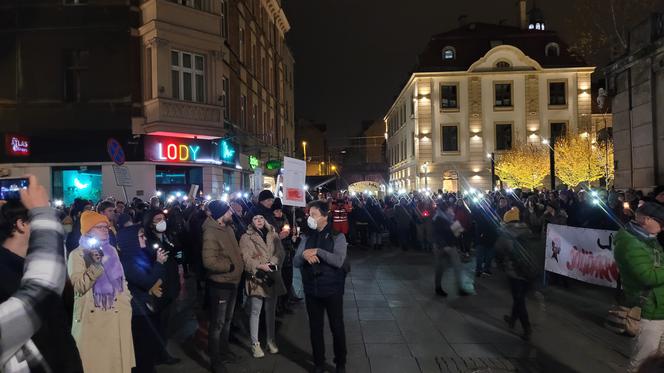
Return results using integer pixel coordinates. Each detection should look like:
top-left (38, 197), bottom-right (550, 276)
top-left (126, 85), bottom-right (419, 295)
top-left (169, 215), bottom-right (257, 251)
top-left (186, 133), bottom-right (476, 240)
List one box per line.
top-left (519, 0), bottom-right (527, 29)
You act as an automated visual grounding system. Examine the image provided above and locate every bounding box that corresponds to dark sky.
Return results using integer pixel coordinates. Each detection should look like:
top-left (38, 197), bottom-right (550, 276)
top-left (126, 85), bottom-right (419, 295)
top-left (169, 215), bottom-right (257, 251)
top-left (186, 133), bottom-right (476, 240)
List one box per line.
top-left (284, 0), bottom-right (577, 141)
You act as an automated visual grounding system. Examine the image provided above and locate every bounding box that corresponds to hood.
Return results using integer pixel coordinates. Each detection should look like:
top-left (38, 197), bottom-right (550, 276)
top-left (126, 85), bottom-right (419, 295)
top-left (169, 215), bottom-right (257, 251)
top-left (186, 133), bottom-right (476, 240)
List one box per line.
top-left (117, 225), bottom-right (143, 254)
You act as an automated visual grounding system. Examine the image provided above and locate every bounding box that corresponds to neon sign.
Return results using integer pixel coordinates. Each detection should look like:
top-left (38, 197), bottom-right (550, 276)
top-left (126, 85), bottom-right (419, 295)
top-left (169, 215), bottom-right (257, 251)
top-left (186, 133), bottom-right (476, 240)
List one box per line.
top-left (220, 139), bottom-right (236, 164)
top-left (5, 134), bottom-right (30, 156)
top-left (249, 155), bottom-right (260, 170)
top-left (156, 143), bottom-right (201, 162)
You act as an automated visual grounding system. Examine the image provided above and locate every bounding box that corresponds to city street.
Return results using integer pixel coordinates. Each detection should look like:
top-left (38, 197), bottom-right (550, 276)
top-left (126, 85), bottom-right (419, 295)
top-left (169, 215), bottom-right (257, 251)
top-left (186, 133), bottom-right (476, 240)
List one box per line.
top-left (159, 245), bottom-right (630, 373)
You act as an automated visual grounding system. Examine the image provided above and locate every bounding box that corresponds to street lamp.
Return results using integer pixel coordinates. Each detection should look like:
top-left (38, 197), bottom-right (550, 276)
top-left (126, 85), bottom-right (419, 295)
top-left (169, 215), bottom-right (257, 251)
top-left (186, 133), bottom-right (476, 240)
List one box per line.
top-left (542, 137), bottom-right (555, 190)
top-left (302, 141), bottom-right (307, 162)
top-left (487, 152), bottom-right (496, 190)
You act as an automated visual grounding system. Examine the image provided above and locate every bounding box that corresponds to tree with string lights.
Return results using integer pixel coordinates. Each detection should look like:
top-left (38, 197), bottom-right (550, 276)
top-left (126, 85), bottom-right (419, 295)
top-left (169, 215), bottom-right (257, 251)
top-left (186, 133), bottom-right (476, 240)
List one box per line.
top-left (554, 135), bottom-right (614, 188)
top-left (495, 144), bottom-right (549, 190)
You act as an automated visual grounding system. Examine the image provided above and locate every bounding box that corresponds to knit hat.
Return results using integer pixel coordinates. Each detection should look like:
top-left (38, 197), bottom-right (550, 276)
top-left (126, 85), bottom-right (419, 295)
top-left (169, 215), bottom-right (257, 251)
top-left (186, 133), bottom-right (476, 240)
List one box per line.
top-left (272, 198), bottom-right (283, 211)
top-left (80, 210), bottom-right (110, 234)
top-left (258, 190), bottom-right (275, 202)
top-left (503, 207), bottom-right (520, 223)
top-left (208, 200), bottom-right (231, 220)
top-left (636, 202), bottom-right (664, 225)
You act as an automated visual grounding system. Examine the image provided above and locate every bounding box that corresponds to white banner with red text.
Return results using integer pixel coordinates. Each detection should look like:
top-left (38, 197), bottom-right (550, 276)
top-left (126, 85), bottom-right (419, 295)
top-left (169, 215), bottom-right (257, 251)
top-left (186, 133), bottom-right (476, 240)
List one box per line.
top-left (544, 224), bottom-right (619, 288)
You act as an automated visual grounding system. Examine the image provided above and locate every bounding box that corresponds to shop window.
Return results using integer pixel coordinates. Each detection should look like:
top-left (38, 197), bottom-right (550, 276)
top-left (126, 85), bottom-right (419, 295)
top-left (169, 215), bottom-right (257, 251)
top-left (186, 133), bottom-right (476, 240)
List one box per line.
top-left (156, 166), bottom-right (203, 195)
top-left (52, 167), bottom-right (102, 206)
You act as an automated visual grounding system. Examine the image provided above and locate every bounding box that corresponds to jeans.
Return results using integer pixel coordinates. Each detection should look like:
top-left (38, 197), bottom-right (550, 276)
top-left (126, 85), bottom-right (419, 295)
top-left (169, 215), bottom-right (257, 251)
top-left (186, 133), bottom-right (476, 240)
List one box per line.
top-left (305, 293), bottom-right (347, 368)
top-left (248, 296), bottom-right (277, 344)
top-left (628, 318), bottom-right (664, 372)
top-left (208, 286), bottom-right (237, 367)
top-left (434, 244), bottom-right (463, 290)
top-left (508, 277), bottom-right (531, 331)
top-left (131, 314), bottom-right (160, 373)
top-left (475, 244), bottom-right (495, 273)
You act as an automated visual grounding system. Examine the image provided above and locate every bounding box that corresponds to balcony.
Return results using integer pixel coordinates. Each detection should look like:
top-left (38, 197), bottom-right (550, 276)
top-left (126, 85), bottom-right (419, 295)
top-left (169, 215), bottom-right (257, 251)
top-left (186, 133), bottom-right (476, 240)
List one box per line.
top-left (138, 98), bottom-right (225, 139)
top-left (140, 0), bottom-right (221, 38)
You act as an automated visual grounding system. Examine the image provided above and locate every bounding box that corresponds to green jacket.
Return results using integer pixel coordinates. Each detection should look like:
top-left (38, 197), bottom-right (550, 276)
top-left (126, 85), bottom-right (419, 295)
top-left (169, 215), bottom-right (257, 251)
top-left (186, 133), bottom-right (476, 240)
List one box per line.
top-left (614, 224), bottom-right (664, 320)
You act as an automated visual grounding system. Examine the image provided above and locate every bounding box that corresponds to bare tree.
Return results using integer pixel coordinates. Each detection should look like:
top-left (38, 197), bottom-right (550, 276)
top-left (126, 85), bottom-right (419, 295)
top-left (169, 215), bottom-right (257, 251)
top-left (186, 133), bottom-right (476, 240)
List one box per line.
top-left (567, 0), bottom-right (663, 64)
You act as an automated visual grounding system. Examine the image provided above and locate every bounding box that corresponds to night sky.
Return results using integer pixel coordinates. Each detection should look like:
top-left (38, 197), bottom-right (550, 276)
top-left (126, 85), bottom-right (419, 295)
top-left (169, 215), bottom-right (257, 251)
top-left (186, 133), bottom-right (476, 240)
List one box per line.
top-left (284, 0), bottom-right (579, 141)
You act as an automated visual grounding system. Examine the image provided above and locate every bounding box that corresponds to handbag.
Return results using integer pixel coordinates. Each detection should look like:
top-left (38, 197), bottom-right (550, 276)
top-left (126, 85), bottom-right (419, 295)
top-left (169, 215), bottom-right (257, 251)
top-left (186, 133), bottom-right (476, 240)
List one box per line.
top-left (605, 305), bottom-right (642, 337)
top-left (605, 290), bottom-right (651, 337)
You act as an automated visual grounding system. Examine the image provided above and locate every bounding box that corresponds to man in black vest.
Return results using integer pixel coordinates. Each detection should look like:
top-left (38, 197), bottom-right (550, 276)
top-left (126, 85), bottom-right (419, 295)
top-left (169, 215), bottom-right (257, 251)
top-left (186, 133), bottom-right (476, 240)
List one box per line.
top-left (294, 200), bottom-right (348, 373)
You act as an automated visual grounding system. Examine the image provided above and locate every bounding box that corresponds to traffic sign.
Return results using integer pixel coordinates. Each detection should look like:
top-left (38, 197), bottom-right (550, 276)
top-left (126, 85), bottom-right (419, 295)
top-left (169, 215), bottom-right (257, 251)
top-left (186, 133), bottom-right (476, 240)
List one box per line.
top-left (107, 138), bottom-right (126, 165)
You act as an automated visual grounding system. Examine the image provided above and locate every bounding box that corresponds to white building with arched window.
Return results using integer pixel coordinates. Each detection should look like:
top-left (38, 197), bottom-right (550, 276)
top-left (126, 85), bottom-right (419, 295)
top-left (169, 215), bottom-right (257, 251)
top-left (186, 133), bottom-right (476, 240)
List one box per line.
top-left (385, 22), bottom-right (594, 192)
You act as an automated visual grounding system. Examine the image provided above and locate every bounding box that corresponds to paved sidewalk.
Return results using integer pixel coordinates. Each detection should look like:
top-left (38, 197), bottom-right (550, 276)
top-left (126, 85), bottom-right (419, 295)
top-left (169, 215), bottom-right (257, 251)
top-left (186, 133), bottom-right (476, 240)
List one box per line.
top-left (158, 246), bottom-right (630, 373)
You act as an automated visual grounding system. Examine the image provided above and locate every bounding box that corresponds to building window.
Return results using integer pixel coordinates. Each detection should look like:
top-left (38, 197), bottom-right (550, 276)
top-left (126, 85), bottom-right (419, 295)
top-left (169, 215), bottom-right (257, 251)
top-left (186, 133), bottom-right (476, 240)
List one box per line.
top-left (545, 42), bottom-right (560, 57)
top-left (171, 0), bottom-right (205, 10)
top-left (441, 125), bottom-right (459, 152)
top-left (549, 81), bottom-right (567, 106)
top-left (411, 132), bottom-right (415, 156)
top-left (239, 27), bottom-right (245, 63)
top-left (252, 104), bottom-right (257, 133)
top-left (240, 95), bottom-right (247, 127)
top-left (220, 0), bottom-right (228, 39)
top-left (64, 49), bottom-right (89, 102)
top-left (222, 77), bottom-right (229, 120)
top-left (494, 82), bottom-right (512, 108)
top-left (63, 0), bottom-right (88, 4)
top-left (440, 84), bottom-right (458, 110)
top-left (495, 61), bottom-right (511, 69)
top-left (442, 46), bottom-right (455, 60)
top-left (171, 50), bottom-right (205, 102)
top-left (495, 123), bottom-right (513, 150)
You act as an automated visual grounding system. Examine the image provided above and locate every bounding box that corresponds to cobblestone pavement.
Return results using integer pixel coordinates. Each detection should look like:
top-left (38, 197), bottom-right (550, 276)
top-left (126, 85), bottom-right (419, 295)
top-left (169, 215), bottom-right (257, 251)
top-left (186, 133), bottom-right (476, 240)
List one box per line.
top-left (158, 245), bottom-right (630, 373)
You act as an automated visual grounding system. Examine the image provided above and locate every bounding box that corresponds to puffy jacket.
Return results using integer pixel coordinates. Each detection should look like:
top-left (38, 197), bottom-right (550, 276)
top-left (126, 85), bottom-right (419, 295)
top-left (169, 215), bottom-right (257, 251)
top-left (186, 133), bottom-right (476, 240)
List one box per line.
top-left (294, 224), bottom-right (348, 298)
top-left (614, 223), bottom-right (664, 320)
top-left (202, 217), bottom-right (244, 286)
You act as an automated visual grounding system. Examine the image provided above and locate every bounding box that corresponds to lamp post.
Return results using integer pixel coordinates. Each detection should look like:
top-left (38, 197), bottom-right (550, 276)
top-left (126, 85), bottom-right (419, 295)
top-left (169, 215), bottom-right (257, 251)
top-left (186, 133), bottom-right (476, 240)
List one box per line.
top-left (488, 152), bottom-right (495, 189)
top-left (423, 162), bottom-right (429, 190)
top-left (302, 141), bottom-right (307, 161)
top-left (542, 138), bottom-right (555, 190)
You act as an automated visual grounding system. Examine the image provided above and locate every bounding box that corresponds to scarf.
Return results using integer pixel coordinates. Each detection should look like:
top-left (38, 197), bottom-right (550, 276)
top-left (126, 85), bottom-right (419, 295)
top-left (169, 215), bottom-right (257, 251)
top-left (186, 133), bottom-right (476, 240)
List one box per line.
top-left (79, 235), bottom-right (125, 310)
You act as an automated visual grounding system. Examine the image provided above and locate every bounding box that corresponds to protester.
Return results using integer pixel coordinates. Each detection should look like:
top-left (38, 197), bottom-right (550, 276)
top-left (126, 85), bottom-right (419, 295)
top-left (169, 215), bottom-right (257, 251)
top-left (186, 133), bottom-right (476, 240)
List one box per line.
top-left (116, 224), bottom-right (167, 373)
top-left (272, 198), bottom-right (296, 314)
top-left (202, 200), bottom-right (245, 372)
top-left (68, 210), bottom-right (135, 372)
top-left (614, 202), bottom-right (664, 372)
top-left (240, 214), bottom-right (285, 358)
top-left (431, 202), bottom-right (470, 297)
top-left (246, 190), bottom-right (276, 225)
top-left (142, 210), bottom-right (181, 365)
top-left (98, 200), bottom-right (118, 246)
top-left (294, 200), bottom-right (348, 373)
top-left (494, 207), bottom-right (542, 341)
top-left (0, 176), bottom-right (82, 373)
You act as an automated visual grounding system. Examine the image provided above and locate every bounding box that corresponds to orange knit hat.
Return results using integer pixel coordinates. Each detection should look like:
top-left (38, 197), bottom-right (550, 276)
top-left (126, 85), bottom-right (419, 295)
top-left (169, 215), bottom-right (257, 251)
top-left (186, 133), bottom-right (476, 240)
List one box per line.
top-left (80, 211), bottom-right (110, 234)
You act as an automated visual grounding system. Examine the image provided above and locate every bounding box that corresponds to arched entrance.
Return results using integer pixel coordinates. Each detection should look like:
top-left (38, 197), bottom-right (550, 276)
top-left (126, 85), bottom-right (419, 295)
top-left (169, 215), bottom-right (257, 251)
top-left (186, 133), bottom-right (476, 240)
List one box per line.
top-left (442, 170), bottom-right (459, 193)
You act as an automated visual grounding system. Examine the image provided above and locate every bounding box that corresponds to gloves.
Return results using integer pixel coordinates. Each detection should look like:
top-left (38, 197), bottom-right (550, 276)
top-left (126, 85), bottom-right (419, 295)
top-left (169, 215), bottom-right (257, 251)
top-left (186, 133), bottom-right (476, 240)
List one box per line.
top-left (149, 279), bottom-right (163, 298)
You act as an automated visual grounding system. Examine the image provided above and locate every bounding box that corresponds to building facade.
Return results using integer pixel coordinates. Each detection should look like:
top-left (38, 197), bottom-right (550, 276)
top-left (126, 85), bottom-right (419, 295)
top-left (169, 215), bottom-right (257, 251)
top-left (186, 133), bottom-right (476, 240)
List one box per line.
top-left (385, 17), bottom-right (594, 192)
top-left (604, 13), bottom-right (664, 191)
top-left (0, 0), bottom-right (294, 202)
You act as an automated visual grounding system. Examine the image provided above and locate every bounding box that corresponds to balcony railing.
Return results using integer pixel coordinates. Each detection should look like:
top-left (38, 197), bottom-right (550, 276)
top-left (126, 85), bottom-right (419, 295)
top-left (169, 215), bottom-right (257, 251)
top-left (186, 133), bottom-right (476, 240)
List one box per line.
top-left (141, 98), bottom-right (225, 138)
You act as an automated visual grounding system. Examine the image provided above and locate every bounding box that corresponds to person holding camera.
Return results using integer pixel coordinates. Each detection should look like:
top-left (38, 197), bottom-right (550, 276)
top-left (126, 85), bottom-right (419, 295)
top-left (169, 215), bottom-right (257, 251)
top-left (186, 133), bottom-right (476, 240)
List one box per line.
top-left (68, 210), bottom-right (135, 373)
top-left (240, 214), bottom-right (286, 358)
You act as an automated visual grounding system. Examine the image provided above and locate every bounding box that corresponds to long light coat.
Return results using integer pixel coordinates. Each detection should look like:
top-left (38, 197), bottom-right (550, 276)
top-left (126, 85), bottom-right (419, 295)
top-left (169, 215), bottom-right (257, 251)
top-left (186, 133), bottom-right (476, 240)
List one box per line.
top-left (68, 247), bottom-right (135, 373)
top-left (240, 224), bottom-right (283, 298)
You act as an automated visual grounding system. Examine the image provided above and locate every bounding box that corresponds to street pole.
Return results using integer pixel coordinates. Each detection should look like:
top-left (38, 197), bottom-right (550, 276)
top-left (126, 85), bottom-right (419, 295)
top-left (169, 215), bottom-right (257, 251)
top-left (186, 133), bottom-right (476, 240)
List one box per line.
top-left (488, 152), bottom-right (496, 190)
top-left (549, 144), bottom-right (555, 191)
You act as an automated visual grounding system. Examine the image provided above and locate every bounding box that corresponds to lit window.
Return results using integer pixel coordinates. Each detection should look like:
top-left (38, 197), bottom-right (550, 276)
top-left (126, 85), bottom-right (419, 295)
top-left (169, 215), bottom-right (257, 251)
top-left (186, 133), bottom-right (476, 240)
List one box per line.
top-left (442, 46), bottom-right (456, 60)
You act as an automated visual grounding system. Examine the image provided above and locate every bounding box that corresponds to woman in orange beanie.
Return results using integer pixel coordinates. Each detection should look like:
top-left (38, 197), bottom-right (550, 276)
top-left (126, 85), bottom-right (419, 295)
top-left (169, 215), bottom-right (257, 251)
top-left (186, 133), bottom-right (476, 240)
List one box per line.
top-left (68, 211), bottom-right (135, 373)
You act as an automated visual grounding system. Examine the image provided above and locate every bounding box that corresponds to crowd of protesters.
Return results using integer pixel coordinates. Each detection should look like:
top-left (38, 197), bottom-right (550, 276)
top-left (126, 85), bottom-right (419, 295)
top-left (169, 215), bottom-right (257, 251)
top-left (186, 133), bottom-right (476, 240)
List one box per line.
top-left (5, 174), bottom-right (664, 373)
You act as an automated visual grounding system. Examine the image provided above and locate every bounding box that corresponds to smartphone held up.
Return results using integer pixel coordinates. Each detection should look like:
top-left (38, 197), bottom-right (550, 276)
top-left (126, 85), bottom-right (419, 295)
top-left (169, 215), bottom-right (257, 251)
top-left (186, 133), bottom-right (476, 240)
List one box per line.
top-left (0, 177), bottom-right (29, 201)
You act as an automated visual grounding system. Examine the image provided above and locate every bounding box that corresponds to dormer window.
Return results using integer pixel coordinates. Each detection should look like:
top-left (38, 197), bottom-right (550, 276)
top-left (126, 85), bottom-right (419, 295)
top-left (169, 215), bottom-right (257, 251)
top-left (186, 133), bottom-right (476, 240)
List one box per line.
top-left (442, 46), bottom-right (456, 60)
top-left (545, 42), bottom-right (560, 57)
top-left (495, 61), bottom-right (511, 69)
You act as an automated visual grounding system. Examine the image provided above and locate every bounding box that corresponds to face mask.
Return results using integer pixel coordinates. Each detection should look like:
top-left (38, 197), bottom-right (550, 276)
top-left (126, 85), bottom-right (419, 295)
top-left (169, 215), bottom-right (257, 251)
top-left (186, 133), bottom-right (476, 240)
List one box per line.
top-left (307, 216), bottom-right (318, 229)
top-left (155, 220), bottom-right (167, 232)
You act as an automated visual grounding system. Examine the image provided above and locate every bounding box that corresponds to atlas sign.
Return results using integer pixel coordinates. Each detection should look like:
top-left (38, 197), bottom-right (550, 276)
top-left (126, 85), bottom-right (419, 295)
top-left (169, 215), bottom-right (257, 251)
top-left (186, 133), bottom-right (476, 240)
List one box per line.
top-left (5, 134), bottom-right (30, 157)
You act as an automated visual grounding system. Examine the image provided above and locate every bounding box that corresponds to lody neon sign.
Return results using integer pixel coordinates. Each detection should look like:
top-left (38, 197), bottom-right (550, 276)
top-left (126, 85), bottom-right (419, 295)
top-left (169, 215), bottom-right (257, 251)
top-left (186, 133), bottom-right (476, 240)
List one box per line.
top-left (156, 143), bottom-right (201, 162)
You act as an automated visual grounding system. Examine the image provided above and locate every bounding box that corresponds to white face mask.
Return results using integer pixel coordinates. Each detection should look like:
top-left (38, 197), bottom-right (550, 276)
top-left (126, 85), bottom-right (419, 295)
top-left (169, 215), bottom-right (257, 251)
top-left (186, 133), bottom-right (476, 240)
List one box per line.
top-left (307, 216), bottom-right (318, 230)
top-left (155, 220), bottom-right (167, 233)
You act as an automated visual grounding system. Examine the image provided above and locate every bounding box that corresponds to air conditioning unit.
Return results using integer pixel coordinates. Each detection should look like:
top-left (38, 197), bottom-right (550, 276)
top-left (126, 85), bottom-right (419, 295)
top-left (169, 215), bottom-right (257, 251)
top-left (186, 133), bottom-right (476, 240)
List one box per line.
top-left (0, 168), bottom-right (11, 177)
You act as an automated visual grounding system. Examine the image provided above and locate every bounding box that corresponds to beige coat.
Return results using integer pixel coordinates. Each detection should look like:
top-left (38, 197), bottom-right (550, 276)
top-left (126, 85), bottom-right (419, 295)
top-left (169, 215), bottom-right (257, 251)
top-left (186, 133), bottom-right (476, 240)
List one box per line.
top-left (68, 247), bottom-right (135, 373)
top-left (240, 224), bottom-right (283, 298)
